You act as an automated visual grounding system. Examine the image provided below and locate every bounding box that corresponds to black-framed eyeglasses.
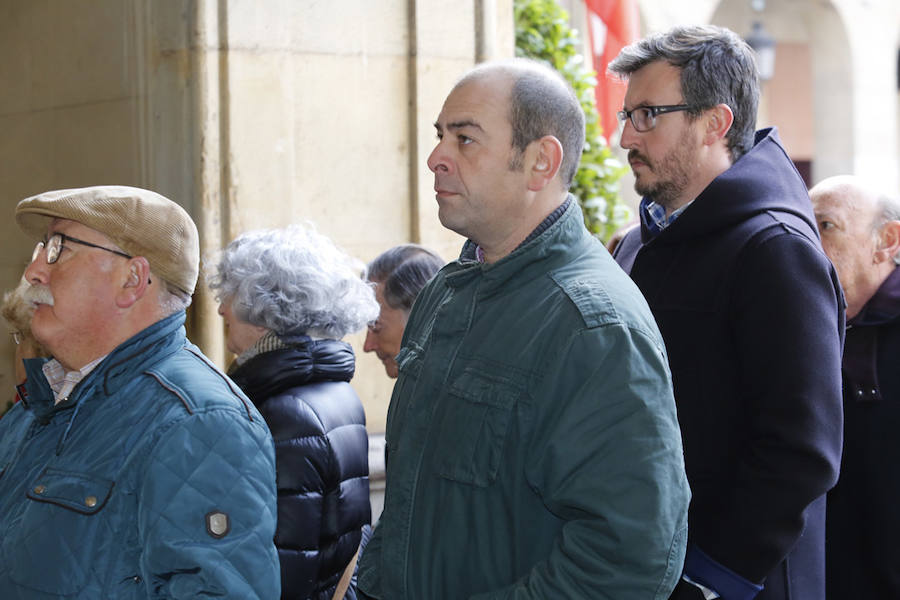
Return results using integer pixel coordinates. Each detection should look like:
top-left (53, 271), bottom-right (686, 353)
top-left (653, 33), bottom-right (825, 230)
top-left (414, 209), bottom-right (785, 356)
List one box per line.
top-left (617, 104), bottom-right (696, 133)
top-left (32, 232), bottom-right (133, 265)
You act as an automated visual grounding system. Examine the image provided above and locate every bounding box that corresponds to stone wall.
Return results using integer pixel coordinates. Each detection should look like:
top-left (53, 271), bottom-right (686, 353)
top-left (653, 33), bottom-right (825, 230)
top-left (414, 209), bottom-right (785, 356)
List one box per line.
top-left (0, 0), bottom-right (514, 435)
top-left (576, 0), bottom-right (899, 212)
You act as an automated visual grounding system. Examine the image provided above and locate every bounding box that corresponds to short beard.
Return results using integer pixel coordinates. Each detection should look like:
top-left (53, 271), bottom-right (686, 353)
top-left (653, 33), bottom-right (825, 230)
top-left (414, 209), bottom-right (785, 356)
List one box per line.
top-left (631, 137), bottom-right (697, 211)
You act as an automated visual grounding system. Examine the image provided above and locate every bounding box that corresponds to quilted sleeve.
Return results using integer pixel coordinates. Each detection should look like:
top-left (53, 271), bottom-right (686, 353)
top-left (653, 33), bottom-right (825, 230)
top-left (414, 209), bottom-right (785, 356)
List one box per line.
top-left (137, 406), bottom-right (281, 599)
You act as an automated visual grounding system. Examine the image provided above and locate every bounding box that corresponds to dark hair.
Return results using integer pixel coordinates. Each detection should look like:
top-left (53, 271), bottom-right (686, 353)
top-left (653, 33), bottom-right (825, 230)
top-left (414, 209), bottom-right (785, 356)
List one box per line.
top-left (367, 244), bottom-right (444, 312)
top-left (608, 25), bottom-right (759, 162)
top-left (459, 59), bottom-right (585, 187)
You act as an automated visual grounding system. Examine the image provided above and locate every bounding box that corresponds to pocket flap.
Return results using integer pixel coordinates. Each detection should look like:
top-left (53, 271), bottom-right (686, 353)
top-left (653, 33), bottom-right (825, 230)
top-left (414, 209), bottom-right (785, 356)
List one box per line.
top-left (435, 367), bottom-right (522, 486)
top-left (395, 344), bottom-right (424, 377)
top-left (27, 467), bottom-right (114, 515)
top-left (448, 368), bottom-right (520, 408)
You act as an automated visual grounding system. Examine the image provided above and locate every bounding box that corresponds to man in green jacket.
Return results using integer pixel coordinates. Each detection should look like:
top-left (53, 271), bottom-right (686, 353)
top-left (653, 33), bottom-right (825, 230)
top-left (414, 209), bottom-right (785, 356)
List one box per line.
top-left (357, 59), bottom-right (690, 599)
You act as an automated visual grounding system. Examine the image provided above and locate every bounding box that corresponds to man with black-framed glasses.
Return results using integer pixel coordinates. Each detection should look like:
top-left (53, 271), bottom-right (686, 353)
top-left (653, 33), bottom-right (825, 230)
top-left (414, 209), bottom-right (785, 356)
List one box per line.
top-left (609, 25), bottom-right (845, 600)
top-left (33, 231), bottom-right (133, 264)
top-left (0, 185), bottom-right (281, 598)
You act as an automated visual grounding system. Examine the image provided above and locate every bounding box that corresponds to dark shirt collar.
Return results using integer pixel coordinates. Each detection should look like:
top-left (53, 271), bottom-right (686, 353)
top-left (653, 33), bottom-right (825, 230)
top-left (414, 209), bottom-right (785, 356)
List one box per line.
top-left (471, 196), bottom-right (573, 263)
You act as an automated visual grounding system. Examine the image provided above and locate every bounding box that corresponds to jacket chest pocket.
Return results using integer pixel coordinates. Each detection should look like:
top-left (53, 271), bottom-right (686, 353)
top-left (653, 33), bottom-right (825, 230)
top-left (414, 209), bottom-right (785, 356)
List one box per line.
top-left (3, 467), bottom-right (115, 595)
top-left (433, 368), bottom-right (520, 487)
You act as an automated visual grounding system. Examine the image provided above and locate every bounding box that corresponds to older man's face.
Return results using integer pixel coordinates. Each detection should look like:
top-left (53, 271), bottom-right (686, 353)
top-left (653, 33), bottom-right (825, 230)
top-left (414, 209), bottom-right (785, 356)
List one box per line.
top-left (23, 218), bottom-right (129, 369)
top-left (811, 189), bottom-right (882, 318)
top-left (363, 281), bottom-right (409, 379)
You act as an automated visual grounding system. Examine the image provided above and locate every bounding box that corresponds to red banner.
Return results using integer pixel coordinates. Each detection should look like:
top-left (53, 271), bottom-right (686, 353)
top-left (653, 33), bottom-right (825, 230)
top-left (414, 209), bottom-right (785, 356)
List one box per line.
top-left (585, 0), bottom-right (640, 143)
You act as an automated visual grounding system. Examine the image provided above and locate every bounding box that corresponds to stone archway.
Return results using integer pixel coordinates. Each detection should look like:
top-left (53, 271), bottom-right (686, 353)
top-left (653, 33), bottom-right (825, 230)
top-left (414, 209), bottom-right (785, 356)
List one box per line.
top-left (710, 0), bottom-right (854, 187)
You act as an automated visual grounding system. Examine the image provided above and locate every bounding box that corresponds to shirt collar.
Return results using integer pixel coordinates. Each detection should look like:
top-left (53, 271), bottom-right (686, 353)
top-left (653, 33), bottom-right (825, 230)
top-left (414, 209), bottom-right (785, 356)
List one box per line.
top-left (473, 196), bottom-right (573, 263)
top-left (41, 355), bottom-right (107, 405)
top-left (230, 330), bottom-right (282, 373)
top-left (640, 197), bottom-right (694, 237)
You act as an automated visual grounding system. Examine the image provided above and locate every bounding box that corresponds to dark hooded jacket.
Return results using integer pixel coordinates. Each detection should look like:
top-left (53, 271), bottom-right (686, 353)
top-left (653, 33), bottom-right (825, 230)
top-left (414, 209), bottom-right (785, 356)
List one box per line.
top-left (229, 336), bottom-right (370, 600)
top-left (826, 266), bottom-right (900, 597)
top-left (614, 128), bottom-right (844, 600)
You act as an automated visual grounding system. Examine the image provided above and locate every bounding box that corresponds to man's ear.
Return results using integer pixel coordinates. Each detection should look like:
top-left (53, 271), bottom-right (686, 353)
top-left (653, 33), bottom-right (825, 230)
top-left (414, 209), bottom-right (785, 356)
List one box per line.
top-left (526, 135), bottom-right (564, 192)
top-left (703, 103), bottom-right (734, 146)
top-left (875, 220), bottom-right (900, 264)
top-left (116, 256), bottom-right (152, 308)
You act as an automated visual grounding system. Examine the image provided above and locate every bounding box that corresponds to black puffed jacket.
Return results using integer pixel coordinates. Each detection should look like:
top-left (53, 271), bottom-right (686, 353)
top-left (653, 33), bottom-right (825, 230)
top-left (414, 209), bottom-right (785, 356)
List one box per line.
top-left (230, 335), bottom-right (371, 600)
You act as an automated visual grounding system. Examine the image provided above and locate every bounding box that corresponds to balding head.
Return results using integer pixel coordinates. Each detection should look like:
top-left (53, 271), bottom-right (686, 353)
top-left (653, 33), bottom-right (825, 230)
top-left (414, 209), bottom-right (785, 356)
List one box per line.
top-left (455, 59), bottom-right (585, 188)
top-left (810, 175), bottom-right (900, 318)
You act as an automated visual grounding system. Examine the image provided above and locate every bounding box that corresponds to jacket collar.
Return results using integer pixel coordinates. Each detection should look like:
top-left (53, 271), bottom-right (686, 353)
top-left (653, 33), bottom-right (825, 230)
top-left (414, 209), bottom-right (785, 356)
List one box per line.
top-left (639, 128), bottom-right (816, 245)
top-left (228, 335), bottom-right (356, 404)
top-left (22, 311), bottom-right (187, 421)
top-left (448, 195), bottom-right (590, 294)
top-left (842, 268), bottom-right (900, 403)
top-left (849, 267), bottom-right (900, 328)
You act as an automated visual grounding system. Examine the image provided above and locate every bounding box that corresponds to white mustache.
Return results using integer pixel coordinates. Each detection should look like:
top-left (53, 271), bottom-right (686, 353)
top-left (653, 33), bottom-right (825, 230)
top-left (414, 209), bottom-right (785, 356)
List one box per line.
top-left (23, 284), bottom-right (54, 307)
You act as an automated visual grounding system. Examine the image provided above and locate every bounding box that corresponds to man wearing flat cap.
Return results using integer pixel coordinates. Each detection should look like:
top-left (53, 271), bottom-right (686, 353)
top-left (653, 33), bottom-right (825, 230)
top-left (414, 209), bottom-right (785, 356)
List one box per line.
top-left (0, 186), bottom-right (280, 599)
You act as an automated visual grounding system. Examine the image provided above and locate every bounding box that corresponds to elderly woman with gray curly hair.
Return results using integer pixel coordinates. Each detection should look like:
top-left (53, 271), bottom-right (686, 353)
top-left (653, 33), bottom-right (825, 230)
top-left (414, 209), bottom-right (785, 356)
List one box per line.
top-left (208, 224), bottom-right (379, 600)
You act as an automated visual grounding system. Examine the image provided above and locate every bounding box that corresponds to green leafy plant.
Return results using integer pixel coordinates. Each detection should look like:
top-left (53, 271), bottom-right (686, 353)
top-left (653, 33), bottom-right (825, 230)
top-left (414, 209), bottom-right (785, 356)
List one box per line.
top-left (515, 0), bottom-right (630, 241)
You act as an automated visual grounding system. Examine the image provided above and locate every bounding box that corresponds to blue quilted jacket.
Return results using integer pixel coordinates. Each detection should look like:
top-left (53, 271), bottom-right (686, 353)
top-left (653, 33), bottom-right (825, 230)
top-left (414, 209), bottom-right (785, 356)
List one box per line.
top-left (0, 312), bottom-right (281, 599)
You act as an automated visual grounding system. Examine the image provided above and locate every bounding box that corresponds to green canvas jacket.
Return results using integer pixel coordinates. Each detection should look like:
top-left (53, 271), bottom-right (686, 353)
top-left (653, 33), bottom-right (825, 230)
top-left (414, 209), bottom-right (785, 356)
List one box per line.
top-left (358, 200), bottom-right (690, 599)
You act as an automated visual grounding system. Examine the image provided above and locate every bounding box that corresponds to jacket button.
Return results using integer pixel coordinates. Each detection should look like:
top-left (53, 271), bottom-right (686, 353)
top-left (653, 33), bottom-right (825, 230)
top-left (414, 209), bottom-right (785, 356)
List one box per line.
top-left (85, 496), bottom-right (98, 508)
top-left (33, 485), bottom-right (45, 495)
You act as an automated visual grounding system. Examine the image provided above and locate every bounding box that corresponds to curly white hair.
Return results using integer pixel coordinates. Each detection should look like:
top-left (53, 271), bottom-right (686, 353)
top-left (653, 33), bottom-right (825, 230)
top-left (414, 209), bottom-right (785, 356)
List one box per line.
top-left (207, 224), bottom-right (378, 338)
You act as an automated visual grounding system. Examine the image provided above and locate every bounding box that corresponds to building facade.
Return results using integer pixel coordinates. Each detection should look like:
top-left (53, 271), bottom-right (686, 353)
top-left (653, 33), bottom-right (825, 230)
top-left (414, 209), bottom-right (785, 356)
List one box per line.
top-left (1, 0), bottom-right (898, 445)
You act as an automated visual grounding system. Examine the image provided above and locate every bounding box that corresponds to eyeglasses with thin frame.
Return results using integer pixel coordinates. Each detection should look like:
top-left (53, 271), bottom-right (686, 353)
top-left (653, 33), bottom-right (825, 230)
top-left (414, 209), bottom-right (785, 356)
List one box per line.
top-left (617, 104), bottom-right (696, 133)
top-left (31, 232), bottom-right (133, 265)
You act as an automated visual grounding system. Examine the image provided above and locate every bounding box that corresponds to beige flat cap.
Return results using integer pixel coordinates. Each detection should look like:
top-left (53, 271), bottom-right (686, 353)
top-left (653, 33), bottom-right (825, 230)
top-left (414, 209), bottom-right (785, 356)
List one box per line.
top-left (15, 185), bottom-right (200, 295)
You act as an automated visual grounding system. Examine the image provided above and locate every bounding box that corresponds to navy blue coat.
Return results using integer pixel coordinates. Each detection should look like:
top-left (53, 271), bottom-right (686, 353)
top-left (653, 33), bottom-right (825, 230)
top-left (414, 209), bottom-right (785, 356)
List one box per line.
top-left (615, 128), bottom-right (844, 600)
top-left (229, 336), bottom-right (370, 600)
top-left (826, 266), bottom-right (900, 597)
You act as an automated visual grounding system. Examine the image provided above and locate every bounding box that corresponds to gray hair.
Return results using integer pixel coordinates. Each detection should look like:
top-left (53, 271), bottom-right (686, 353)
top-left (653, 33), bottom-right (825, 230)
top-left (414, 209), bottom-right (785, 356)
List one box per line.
top-left (207, 224), bottom-right (379, 338)
top-left (608, 25), bottom-right (759, 163)
top-left (876, 194), bottom-right (900, 266)
top-left (458, 59), bottom-right (586, 187)
top-left (156, 275), bottom-right (192, 316)
top-left (1, 279), bottom-right (50, 357)
top-left (367, 244), bottom-right (444, 312)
